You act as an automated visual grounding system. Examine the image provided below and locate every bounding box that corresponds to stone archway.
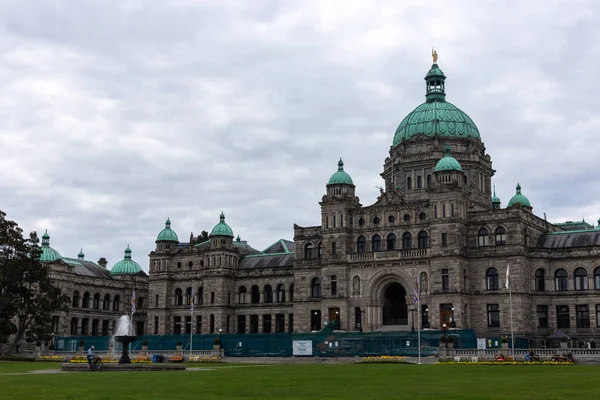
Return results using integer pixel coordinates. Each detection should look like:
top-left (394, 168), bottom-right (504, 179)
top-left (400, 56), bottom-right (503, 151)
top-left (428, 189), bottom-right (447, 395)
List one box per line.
top-left (382, 282), bottom-right (408, 326)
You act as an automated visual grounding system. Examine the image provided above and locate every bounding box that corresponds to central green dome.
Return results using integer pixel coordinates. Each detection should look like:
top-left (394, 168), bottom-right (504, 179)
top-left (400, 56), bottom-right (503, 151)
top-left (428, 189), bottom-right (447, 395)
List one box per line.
top-left (157, 218), bottom-right (178, 242)
top-left (327, 158), bottom-right (353, 185)
top-left (392, 62), bottom-right (480, 147)
top-left (111, 246), bottom-right (143, 276)
top-left (210, 212), bottom-right (234, 237)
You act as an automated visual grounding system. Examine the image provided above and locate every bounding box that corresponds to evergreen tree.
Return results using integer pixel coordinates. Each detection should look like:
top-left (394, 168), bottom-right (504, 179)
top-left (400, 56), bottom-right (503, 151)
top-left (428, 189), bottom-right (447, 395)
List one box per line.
top-left (194, 230), bottom-right (209, 244)
top-left (0, 211), bottom-right (69, 354)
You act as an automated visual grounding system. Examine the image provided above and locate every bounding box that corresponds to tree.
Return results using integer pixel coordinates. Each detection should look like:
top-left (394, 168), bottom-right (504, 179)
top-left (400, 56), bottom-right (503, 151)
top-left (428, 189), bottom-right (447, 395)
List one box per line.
top-left (0, 211), bottom-right (69, 354)
top-left (194, 230), bottom-right (209, 244)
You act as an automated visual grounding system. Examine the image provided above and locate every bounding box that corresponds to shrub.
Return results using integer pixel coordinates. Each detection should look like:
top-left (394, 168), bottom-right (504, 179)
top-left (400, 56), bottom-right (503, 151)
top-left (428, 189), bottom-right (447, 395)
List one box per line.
top-left (79, 340), bottom-right (85, 348)
top-left (213, 337), bottom-right (222, 346)
top-left (176, 341), bottom-right (182, 346)
top-left (440, 335), bottom-right (455, 343)
top-left (142, 340), bottom-right (148, 346)
top-left (560, 336), bottom-right (569, 343)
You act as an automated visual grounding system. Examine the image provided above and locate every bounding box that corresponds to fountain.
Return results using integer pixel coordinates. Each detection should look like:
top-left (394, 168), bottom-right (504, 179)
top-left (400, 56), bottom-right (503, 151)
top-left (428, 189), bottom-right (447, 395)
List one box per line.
top-left (113, 316), bottom-right (138, 364)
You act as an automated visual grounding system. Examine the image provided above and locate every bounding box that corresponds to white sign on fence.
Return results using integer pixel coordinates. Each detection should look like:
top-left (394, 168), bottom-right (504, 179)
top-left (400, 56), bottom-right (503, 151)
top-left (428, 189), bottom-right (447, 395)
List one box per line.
top-left (477, 338), bottom-right (486, 350)
top-left (292, 340), bottom-right (313, 356)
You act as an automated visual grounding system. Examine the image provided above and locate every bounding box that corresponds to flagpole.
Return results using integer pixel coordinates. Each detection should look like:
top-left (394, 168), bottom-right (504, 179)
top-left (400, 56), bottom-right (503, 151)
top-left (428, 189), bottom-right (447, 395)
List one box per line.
top-left (414, 267), bottom-right (421, 364)
top-left (417, 302), bottom-right (421, 365)
top-left (190, 287), bottom-right (194, 359)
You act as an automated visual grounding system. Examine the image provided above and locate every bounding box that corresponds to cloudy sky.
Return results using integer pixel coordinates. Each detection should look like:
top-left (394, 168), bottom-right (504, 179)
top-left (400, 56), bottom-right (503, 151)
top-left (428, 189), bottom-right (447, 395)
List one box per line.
top-left (1, 0), bottom-right (599, 270)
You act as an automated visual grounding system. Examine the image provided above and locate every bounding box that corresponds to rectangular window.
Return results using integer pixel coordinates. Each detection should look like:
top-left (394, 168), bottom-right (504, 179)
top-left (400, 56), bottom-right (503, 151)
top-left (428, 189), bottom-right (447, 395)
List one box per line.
top-left (340, 214), bottom-right (344, 228)
top-left (288, 313), bottom-right (294, 333)
top-left (576, 305), bottom-right (590, 328)
top-left (185, 316), bottom-right (192, 334)
top-left (487, 304), bottom-right (500, 327)
top-left (331, 275), bottom-right (337, 296)
top-left (211, 292), bottom-right (215, 304)
top-left (597, 305), bottom-right (600, 328)
top-left (196, 316), bottom-right (202, 334)
top-left (237, 315), bottom-right (246, 334)
top-left (333, 215), bottom-right (336, 228)
top-left (155, 294), bottom-right (159, 307)
top-left (228, 292), bottom-right (231, 305)
top-left (326, 216), bottom-right (329, 229)
top-left (250, 315), bottom-right (259, 334)
top-left (556, 305), bottom-right (570, 329)
top-left (154, 316), bottom-right (159, 335)
top-left (210, 314), bottom-right (215, 334)
top-left (81, 318), bottom-right (89, 335)
top-left (451, 203), bottom-right (455, 217)
top-left (442, 233), bottom-right (448, 247)
top-left (536, 305), bottom-right (548, 328)
top-left (275, 314), bottom-right (285, 333)
top-left (434, 205), bottom-right (438, 219)
top-left (174, 316), bottom-right (182, 335)
top-left (331, 242), bottom-right (337, 255)
top-left (442, 269), bottom-right (449, 291)
top-left (442, 204), bottom-right (446, 218)
top-left (263, 315), bottom-right (272, 333)
top-left (70, 318), bottom-right (78, 335)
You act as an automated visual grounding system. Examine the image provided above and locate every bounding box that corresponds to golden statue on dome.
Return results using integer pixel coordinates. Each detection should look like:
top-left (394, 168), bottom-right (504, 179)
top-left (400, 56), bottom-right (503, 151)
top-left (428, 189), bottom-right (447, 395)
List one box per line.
top-left (432, 48), bottom-right (438, 63)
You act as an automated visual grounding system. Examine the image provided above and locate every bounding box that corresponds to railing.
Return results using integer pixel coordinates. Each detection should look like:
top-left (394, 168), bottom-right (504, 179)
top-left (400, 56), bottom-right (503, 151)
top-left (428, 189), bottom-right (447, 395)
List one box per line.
top-left (348, 248), bottom-right (428, 262)
top-left (454, 349), bottom-right (600, 357)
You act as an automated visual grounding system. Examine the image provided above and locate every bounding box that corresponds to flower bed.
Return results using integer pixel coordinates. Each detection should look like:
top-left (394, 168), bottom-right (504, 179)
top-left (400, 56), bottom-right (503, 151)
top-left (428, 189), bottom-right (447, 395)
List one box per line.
top-left (39, 355), bottom-right (68, 362)
top-left (361, 356), bottom-right (407, 364)
top-left (133, 356), bottom-right (152, 363)
top-left (188, 356), bottom-right (222, 363)
top-left (437, 356), bottom-right (574, 365)
top-left (69, 356), bottom-right (120, 363)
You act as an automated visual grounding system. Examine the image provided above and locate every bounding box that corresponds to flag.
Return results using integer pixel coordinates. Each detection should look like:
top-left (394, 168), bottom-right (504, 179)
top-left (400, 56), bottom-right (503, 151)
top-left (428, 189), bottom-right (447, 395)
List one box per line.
top-left (131, 289), bottom-right (136, 315)
top-left (505, 264), bottom-right (510, 289)
top-left (190, 288), bottom-right (194, 314)
top-left (413, 274), bottom-right (420, 304)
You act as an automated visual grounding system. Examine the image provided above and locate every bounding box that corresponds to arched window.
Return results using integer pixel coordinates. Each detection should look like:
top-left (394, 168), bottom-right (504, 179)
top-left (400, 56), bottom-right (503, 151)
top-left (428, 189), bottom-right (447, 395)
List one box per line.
top-left (113, 295), bottom-right (120, 311)
top-left (72, 291), bottom-right (80, 308)
top-left (185, 287), bottom-right (193, 305)
top-left (197, 286), bottom-right (204, 305)
top-left (357, 236), bottom-right (366, 253)
top-left (535, 269), bottom-right (545, 292)
top-left (352, 276), bottom-right (360, 295)
top-left (251, 285), bottom-right (260, 304)
top-left (387, 233), bottom-right (396, 250)
top-left (276, 284), bottom-right (285, 302)
top-left (486, 268), bottom-right (499, 290)
top-left (264, 285), bottom-right (273, 303)
top-left (289, 283), bottom-right (294, 302)
top-left (93, 293), bottom-right (100, 309)
top-left (427, 175), bottom-right (432, 188)
top-left (407, 177), bottom-right (412, 190)
top-left (574, 268), bottom-right (588, 291)
top-left (495, 227), bottom-right (506, 245)
top-left (238, 286), bottom-right (247, 304)
top-left (418, 231), bottom-right (429, 248)
top-left (175, 288), bottom-right (183, 306)
top-left (103, 294), bottom-right (110, 310)
top-left (82, 292), bottom-right (90, 308)
top-left (305, 243), bottom-right (315, 259)
top-left (478, 228), bottom-right (489, 246)
top-left (417, 176), bottom-right (423, 189)
top-left (317, 243), bottom-right (323, 258)
top-left (595, 267), bottom-right (600, 289)
top-left (555, 269), bottom-right (568, 292)
top-left (402, 232), bottom-right (412, 249)
top-left (311, 278), bottom-right (321, 298)
top-left (138, 297), bottom-right (144, 309)
top-left (372, 235), bottom-right (381, 251)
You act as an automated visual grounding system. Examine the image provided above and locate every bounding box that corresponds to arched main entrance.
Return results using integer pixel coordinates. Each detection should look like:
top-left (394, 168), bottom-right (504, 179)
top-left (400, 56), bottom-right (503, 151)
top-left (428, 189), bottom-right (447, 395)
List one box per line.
top-left (382, 283), bottom-right (408, 325)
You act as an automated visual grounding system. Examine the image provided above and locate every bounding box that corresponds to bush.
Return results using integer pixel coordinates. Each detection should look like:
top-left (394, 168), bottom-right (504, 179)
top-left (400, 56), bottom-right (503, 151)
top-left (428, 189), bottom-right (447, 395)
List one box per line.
top-left (560, 336), bottom-right (569, 343)
top-left (176, 341), bottom-right (182, 346)
top-left (0, 356), bottom-right (35, 362)
top-left (79, 340), bottom-right (85, 347)
top-left (440, 335), bottom-right (455, 343)
top-left (213, 337), bottom-right (222, 346)
top-left (142, 340), bottom-right (148, 346)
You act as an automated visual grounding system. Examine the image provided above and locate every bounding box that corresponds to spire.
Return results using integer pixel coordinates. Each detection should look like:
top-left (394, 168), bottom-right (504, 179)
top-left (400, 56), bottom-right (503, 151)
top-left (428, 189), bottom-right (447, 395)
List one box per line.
top-left (165, 218), bottom-right (171, 228)
top-left (338, 158), bottom-right (344, 171)
top-left (492, 185), bottom-right (501, 209)
top-left (41, 229), bottom-right (50, 246)
top-left (516, 183), bottom-right (522, 193)
top-left (220, 211), bottom-right (225, 222)
top-left (124, 245), bottom-right (132, 259)
top-left (78, 249), bottom-right (85, 260)
top-left (425, 49), bottom-right (446, 103)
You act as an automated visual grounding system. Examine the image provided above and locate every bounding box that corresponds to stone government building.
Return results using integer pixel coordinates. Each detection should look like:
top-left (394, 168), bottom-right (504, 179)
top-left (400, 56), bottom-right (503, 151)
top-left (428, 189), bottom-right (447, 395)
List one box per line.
top-left (42, 57), bottom-right (600, 346)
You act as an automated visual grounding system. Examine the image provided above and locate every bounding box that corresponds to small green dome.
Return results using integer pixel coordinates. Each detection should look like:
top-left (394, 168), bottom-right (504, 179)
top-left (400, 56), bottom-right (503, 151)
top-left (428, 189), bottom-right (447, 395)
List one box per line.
top-left (156, 218), bottom-right (179, 242)
top-left (210, 212), bottom-right (234, 237)
top-left (434, 145), bottom-right (462, 172)
top-left (492, 185), bottom-right (501, 204)
top-left (110, 246), bottom-right (143, 276)
top-left (507, 183), bottom-right (531, 207)
top-left (39, 230), bottom-right (61, 263)
top-left (78, 249), bottom-right (85, 260)
top-left (392, 62), bottom-right (480, 147)
top-left (327, 158), bottom-right (353, 185)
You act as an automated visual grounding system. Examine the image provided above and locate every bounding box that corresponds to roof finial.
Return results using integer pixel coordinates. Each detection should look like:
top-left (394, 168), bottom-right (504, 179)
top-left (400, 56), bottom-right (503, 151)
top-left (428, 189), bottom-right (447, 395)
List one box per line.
top-left (516, 183), bottom-right (522, 193)
top-left (338, 157), bottom-right (344, 171)
top-left (432, 47), bottom-right (438, 63)
top-left (493, 185), bottom-right (496, 196)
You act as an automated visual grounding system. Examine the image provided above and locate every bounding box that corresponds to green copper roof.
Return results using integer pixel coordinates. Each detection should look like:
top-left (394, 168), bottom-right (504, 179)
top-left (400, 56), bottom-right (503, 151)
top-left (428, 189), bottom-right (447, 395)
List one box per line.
top-left (434, 145), bottom-right (462, 172)
top-left (210, 212), bottom-right (234, 237)
top-left (327, 158), bottom-right (353, 185)
top-left (110, 245), bottom-right (143, 276)
top-left (492, 185), bottom-right (501, 204)
top-left (392, 63), bottom-right (480, 147)
top-left (507, 183), bottom-right (531, 207)
top-left (156, 218), bottom-right (179, 242)
top-left (39, 230), bottom-right (62, 263)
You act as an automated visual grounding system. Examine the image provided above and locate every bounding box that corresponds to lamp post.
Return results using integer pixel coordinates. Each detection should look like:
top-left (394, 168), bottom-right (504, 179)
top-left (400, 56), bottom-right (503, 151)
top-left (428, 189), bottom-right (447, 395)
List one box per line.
top-left (450, 307), bottom-right (456, 328)
top-left (219, 328), bottom-right (223, 348)
top-left (409, 308), bottom-right (416, 331)
top-left (424, 307), bottom-right (430, 329)
top-left (442, 323), bottom-right (448, 348)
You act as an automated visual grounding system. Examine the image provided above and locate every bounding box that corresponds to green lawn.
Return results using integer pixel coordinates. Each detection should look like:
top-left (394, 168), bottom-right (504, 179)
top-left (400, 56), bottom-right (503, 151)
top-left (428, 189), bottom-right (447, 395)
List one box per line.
top-left (1, 361), bottom-right (599, 400)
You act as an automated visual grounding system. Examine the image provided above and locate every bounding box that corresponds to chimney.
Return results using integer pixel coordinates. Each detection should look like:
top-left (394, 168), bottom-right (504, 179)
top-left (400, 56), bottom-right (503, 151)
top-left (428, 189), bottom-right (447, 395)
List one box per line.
top-left (189, 232), bottom-right (194, 249)
top-left (98, 258), bottom-right (108, 268)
